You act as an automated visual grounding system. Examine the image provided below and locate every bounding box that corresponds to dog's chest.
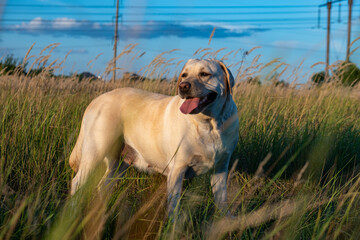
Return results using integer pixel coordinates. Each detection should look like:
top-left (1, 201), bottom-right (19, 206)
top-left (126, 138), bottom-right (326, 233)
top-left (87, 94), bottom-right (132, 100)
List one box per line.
top-left (186, 121), bottom-right (226, 175)
top-left (196, 118), bottom-right (224, 149)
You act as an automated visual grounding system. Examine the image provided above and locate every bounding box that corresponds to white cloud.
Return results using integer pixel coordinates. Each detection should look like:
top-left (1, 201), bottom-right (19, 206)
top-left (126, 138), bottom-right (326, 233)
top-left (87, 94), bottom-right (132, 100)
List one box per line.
top-left (181, 22), bottom-right (261, 34)
top-left (8, 18), bottom-right (269, 40)
top-left (16, 17), bottom-right (45, 30)
top-left (14, 17), bottom-right (96, 31)
top-left (52, 18), bottom-right (81, 29)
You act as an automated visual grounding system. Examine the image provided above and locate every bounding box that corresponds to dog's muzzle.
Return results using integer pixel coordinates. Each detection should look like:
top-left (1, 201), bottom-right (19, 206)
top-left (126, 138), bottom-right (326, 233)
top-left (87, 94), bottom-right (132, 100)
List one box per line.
top-left (179, 91), bottom-right (218, 114)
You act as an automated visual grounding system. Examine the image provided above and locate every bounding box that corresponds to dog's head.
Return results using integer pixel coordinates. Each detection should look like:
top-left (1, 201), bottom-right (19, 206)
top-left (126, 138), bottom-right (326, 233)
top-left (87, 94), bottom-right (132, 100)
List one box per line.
top-left (176, 59), bottom-right (234, 115)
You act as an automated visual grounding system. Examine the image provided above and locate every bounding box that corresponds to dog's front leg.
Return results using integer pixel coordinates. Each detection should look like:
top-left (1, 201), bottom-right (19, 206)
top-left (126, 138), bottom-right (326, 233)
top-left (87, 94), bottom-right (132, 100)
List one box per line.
top-left (167, 165), bottom-right (187, 218)
top-left (211, 155), bottom-right (230, 214)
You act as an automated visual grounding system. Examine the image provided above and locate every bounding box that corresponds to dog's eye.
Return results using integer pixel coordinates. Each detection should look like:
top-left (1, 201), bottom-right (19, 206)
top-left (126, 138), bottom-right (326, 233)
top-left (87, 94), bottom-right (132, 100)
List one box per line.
top-left (181, 73), bottom-right (188, 78)
top-left (199, 72), bottom-right (211, 77)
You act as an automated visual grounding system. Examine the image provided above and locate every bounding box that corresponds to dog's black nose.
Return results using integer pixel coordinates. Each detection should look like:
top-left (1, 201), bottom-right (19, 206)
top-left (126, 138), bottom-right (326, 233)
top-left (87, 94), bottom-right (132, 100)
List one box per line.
top-left (179, 82), bottom-right (191, 93)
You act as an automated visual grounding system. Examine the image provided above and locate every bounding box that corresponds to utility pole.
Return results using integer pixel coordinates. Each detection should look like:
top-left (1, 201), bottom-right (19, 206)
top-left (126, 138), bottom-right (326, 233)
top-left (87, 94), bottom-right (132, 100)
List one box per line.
top-left (346, 0), bottom-right (353, 62)
top-left (319, 0), bottom-right (349, 80)
top-left (112, 0), bottom-right (120, 83)
top-left (325, 1), bottom-right (331, 81)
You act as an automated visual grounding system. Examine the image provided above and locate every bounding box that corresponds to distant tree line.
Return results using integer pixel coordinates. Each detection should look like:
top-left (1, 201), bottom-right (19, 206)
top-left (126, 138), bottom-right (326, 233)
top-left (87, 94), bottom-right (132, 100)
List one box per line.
top-left (0, 55), bottom-right (101, 82)
top-left (2, 54), bottom-right (359, 86)
top-left (312, 62), bottom-right (360, 87)
top-left (241, 61), bottom-right (360, 88)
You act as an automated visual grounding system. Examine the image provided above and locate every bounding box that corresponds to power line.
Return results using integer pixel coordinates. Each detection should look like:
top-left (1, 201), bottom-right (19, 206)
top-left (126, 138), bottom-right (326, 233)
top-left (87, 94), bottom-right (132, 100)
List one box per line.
top-left (0, 18), bottom-right (334, 23)
top-left (5, 7), bottom-right (359, 15)
top-left (3, 10), bottom-right (330, 15)
top-left (4, 4), bottom-right (116, 8)
top-left (4, 4), bottom-right (319, 9)
top-left (1, 43), bottom-right (111, 50)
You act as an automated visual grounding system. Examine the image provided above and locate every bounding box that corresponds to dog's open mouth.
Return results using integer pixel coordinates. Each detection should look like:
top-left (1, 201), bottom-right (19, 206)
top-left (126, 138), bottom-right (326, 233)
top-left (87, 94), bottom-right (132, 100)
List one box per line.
top-left (180, 92), bottom-right (217, 114)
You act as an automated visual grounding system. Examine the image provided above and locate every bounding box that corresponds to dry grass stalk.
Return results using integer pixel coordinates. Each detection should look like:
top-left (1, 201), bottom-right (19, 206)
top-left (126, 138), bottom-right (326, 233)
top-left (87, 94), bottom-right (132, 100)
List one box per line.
top-left (39, 43), bottom-right (60, 55)
top-left (259, 58), bottom-right (281, 73)
top-left (350, 36), bottom-right (360, 48)
top-left (193, 48), bottom-right (212, 57)
top-left (227, 159), bottom-right (239, 184)
top-left (294, 161), bottom-right (309, 188)
top-left (310, 61), bottom-right (326, 69)
top-left (254, 153), bottom-right (272, 178)
top-left (210, 47), bottom-right (226, 58)
top-left (208, 199), bottom-right (302, 240)
top-left (87, 53), bottom-right (104, 69)
top-left (221, 49), bottom-right (235, 61)
top-left (208, 27), bottom-right (216, 45)
top-left (233, 48), bottom-right (243, 58)
top-left (22, 42), bottom-right (36, 67)
top-left (247, 46), bottom-right (262, 55)
top-left (56, 50), bottom-right (72, 73)
top-left (104, 44), bottom-right (138, 76)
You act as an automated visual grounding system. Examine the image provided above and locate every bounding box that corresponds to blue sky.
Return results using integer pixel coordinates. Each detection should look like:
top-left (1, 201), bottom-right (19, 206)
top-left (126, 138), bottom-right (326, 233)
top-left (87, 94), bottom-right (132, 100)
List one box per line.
top-left (1, 0), bottom-right (360, 82)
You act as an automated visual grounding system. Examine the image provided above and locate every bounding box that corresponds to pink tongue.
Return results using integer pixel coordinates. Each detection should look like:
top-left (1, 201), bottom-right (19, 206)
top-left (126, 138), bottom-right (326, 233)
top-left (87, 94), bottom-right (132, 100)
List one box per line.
top-left (180, 98), bottom-right (201, 114)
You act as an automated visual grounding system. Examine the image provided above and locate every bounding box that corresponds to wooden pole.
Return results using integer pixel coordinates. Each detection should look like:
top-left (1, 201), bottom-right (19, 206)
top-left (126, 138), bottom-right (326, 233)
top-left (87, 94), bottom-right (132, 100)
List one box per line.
top-left (346, 0), bottom-right (353, 62)
top-left (325, 1), bottom-right (331, 81)
top-left (112, 0), bottom-right (120, 82)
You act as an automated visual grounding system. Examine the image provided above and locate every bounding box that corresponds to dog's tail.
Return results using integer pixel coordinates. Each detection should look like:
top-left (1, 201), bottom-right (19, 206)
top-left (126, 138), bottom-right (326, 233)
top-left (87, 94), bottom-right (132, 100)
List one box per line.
top-left (69, 125), bottom-right (84, 172)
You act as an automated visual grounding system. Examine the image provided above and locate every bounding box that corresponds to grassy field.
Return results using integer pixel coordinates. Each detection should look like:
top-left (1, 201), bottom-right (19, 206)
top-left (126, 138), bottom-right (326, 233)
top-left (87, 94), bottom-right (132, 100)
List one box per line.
top-left (1, 46), bottom-right (360, 239)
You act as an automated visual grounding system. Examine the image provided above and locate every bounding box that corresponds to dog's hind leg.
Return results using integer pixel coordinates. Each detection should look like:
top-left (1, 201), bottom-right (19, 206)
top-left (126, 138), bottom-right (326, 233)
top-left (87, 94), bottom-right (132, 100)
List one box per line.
top-left (100, 141), bottom-right (131, 191)
top-left (70, 140), bottom-right (108, 195)
top-left (70, 113), bottom-right (125, 195)
top-left (100, 143), bottom-right (139, 192)
top-left (69, 125), bottom-right (85, 195)
top-left (69, 125), bottom-right (85, 173)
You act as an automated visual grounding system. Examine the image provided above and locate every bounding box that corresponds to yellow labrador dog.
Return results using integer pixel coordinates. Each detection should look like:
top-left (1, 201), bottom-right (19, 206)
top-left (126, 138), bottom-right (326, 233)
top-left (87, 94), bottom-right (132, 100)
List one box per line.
top-left (69, 59), bottom-right (239, 215)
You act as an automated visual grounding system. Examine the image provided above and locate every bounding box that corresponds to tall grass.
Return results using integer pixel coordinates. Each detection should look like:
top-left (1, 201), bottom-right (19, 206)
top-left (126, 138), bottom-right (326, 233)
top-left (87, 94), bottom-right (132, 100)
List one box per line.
top-left (1, 43), bottom-right (360, 239)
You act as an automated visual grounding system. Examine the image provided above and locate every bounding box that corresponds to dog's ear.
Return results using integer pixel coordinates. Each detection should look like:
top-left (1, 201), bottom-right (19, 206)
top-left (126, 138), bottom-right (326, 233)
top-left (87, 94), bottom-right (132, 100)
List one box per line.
top-left (215, 60), bottom-right (234, 95)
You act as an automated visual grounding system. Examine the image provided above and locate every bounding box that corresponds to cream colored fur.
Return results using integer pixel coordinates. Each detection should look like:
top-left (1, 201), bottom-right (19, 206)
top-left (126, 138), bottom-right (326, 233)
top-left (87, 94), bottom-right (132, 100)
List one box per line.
top-left (69, 59), bottom-right (239, 215)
